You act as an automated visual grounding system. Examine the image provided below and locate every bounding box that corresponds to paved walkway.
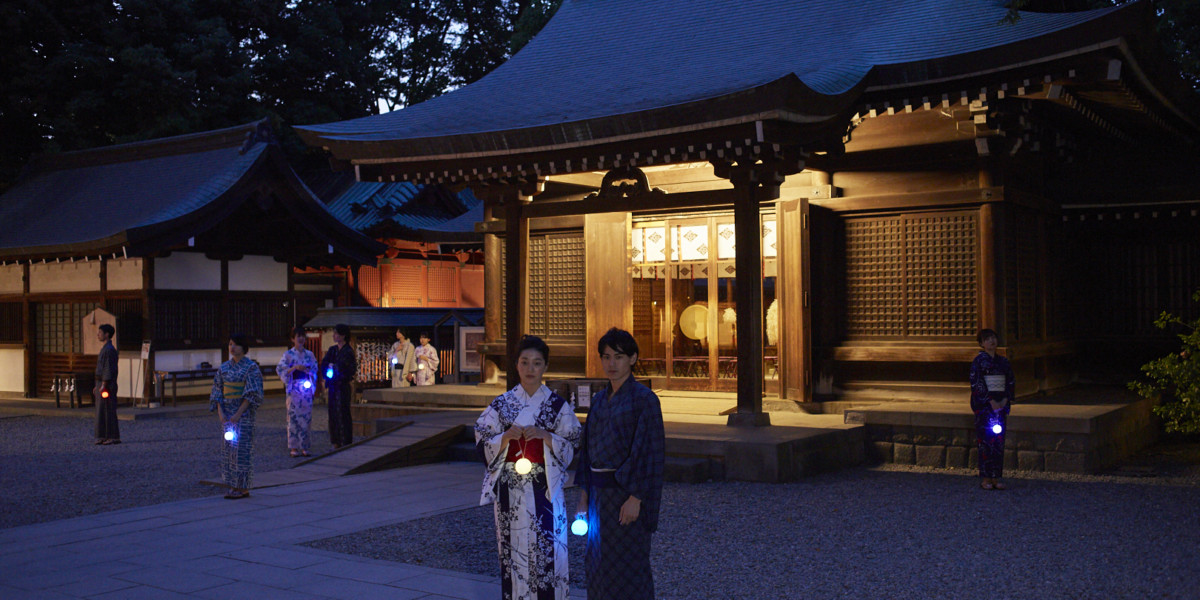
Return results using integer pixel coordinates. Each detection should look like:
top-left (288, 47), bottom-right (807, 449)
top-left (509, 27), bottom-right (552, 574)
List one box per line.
top-left (0, 462), bottom-right (585, 599)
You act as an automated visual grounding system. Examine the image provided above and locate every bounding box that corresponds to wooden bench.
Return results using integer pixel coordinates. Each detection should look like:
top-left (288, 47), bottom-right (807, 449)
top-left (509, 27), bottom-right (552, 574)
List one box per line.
top-left (153, 364), bottom-right (276, 407)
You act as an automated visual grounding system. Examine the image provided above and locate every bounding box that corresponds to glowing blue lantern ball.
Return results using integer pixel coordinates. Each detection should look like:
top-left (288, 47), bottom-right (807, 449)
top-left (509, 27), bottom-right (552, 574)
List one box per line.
top-left (325, 366), bottom-right (335, 379)
top-left (571, 515), bottom-right (588, 536)
top-left (991, 422), bottom-right (1003, 435)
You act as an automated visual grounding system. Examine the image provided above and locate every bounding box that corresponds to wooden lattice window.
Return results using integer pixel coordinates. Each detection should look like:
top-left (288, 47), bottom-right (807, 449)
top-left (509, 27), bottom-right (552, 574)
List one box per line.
top-left (845, 218), bottom-right (905, 336)
top-left (229, 297), bottom-right (291, 341)
top-left (500, 231), bottom-right (585, 342)
top-left (389, 264), bottom-right (424, 305)
top-left (428, 265), bottom-right (458, 303)
top-left (36, 302), bottom-right (99, 353)
top-left (357, 266), bottom-right (382, 306)
top-left (845, 211), bottom-right (978, 338)
top-left (154, 297), bottom-right (220, 343)
top-left (1005, 208), bottom-right (1042, 342)
top-left (0, 302), bottom-right (21, 343)
top-left (108, 299), bottom-right (143, 351)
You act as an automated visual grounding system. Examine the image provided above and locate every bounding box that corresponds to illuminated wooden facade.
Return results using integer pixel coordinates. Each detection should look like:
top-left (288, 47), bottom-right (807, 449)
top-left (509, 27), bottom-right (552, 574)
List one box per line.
top-left (299, 0), bottom-right (1200, 424)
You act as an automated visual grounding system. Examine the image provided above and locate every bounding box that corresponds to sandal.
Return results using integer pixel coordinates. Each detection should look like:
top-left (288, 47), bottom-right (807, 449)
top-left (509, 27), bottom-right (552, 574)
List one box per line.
top-left (993, 481), bottom-right (1007, 490)
top-left (301, 451), bottom-right (310, 457)
top-left (223, 490), bottom-right (249, 500)
top-left (980, 480), bottom-right (994, 490)
top-left (290, 450), bottom-right (301, 458)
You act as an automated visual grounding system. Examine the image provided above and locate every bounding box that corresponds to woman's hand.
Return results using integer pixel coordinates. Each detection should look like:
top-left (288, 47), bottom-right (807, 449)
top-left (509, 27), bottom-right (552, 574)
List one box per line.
top-left (500, 425), bottom-right (524, 447)
top-left (989, 398), bottom-right (1007, 412)
top-left (619, 495), bottom-right (642, 525)
top-left (523, 426), bottom-right (552, 442)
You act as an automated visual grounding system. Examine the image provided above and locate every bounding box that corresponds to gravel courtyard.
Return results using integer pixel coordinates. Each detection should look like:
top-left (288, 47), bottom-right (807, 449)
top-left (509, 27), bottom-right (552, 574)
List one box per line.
top-left (3, 407), bottom-right (1199, 599)
top-left (0, 403), bottom-right (331, 529)
top-left (306, 466), bottom-right (1200, 599)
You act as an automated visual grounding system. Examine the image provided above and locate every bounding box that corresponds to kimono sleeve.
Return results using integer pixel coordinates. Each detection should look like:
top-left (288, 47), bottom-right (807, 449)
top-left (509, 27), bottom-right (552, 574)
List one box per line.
top-left (474, 400), bottom-right (510, 505)
top-left (209, 368), bottom-right (224, 413)
top-left (275, 351), bottom-right (292, 384)
top-left (243, 362), bottom-right (264, 408)
top-left (619, 389), bottom-right (665, 532)
top-left (968, 355), bottom-right (989, 413)
top-left (545, 399), bottom-right (581, 471)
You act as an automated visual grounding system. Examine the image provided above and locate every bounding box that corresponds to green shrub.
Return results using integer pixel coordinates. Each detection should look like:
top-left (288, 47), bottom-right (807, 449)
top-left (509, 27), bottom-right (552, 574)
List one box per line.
top-left (1129, 291), bottom-right (1200, 434)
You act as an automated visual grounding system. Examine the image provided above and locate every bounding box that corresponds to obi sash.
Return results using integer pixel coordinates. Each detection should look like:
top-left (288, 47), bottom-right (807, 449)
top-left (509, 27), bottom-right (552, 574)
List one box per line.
top-left (505, 438), bottom-right (545, 464)
top-left (223, 380), bottom-right (245, 402)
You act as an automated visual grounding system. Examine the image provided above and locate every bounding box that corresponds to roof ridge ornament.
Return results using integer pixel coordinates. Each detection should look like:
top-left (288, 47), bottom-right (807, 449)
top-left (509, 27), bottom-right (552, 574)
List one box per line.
top-left (584, 165), bottom-right (665, 201)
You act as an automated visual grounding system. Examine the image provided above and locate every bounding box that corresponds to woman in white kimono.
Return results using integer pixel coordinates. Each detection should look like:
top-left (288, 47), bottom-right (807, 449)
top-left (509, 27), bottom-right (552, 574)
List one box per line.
top-left (413, 332), bottom-right (439, 386)
top-left (475, 335), bottom-right (581, 600)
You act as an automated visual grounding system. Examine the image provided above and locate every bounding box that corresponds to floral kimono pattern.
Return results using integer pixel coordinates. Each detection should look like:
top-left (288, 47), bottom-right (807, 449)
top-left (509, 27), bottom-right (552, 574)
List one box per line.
top-left (276, 347), bottom-right (318, 450)
top-left (969, 350), bottom-right (1015, 478)
top-left (475, 385), bottom-right (581, 600)
top-left (209, 358), bottom-right (264, 490)
top-left (414, 343), bottom-right (439, 386)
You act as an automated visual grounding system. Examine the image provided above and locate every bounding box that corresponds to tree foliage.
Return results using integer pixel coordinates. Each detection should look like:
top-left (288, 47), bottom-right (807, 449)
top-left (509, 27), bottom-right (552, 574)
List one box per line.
top-left (0, 0), bottom-right (562, 189)
top-left (1129, 290), bottom-right (1200, 434)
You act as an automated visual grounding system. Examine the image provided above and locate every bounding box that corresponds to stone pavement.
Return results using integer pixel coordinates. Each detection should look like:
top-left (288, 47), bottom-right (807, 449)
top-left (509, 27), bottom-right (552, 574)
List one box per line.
top-left (0, 462), bottom-right (586, 599)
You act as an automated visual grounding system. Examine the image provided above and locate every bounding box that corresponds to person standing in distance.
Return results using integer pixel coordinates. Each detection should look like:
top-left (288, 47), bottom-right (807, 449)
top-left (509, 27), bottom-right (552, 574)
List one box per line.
top-left (94, 324), bottom-right (120, 445)
top-left (388, 328), bottom-right (416, 388)
top-left (575, 327), bottom-right (665, 600)
top-left (318, 323), bottom-right (357, 449)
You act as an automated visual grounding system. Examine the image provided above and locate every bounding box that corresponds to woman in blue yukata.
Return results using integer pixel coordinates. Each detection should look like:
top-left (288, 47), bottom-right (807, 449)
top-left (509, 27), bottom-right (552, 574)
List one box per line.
top-left (276, 326), bottom-right (318, 457)
top-left (574, 327), bottom-right (665, 600)
top-left (210, 333), bottom-right (264, 500)
top-left (475, 335), bottom-right (581, 600)
top-left (969, 328), bottom-right (1015, 490)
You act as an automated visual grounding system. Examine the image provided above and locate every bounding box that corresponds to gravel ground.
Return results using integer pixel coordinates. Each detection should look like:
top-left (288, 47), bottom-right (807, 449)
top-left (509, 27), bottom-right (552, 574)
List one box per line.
top-left (306, 464), bottom-right (1200, 600)
top-left (0, 400), bottom-right (331, 529)
top-left (5, 405), bottom-right (1199, 599)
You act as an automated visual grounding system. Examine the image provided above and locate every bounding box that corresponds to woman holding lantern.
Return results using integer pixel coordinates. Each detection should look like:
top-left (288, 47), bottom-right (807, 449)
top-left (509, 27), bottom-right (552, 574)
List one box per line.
top-left (276, 327), bottom-right (318, 457)
top-left (474, 335), bottom-right (581, 600)
top-left (970, 328), bottom-right (1015, 490)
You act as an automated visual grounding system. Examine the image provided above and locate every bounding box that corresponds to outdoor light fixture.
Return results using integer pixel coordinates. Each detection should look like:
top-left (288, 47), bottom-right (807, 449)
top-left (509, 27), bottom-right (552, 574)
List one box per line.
top-left (514, 457), bottom-right (533, 474)
top-left (571, 515), bottom-right (588, 536)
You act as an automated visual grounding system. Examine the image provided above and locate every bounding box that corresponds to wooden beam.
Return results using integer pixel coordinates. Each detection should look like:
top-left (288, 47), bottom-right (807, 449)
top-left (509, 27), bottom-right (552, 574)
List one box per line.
top-left (811, 187), bottom-right (1002, 213)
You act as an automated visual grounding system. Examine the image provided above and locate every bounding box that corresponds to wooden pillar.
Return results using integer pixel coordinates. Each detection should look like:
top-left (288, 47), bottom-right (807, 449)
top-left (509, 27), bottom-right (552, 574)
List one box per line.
top-left (22, 263), bottom-right (33, 398)
top-left (979, 201), bottom-right (1000, 335)
top-left (220, 259), bottom-right (230, 362)
top-left (143, 257), bottom-right (155, 404)
top-left (482, 201), bottom-right (502, 384)
top-left (503, 193), bottom-right (530, 387)
top-left (729, 177), bottom-right (770, 427)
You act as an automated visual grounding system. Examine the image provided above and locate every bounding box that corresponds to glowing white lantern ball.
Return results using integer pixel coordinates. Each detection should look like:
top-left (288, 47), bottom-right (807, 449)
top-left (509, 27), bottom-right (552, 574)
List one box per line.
top-left (224, 429), bottom-right (236, 442)
top-left (571, 516), bottom-right (588, 536)
top-left (391, 357), bottom-right (398, 365)
top-left (418, 363), bottom-right (426, 370)
top-left (514, 457), bottom-right (533, 474)
top-left (302, 379), bottom-right (312, 390)
top-left (992, 422), bottom-right (1003, 435)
